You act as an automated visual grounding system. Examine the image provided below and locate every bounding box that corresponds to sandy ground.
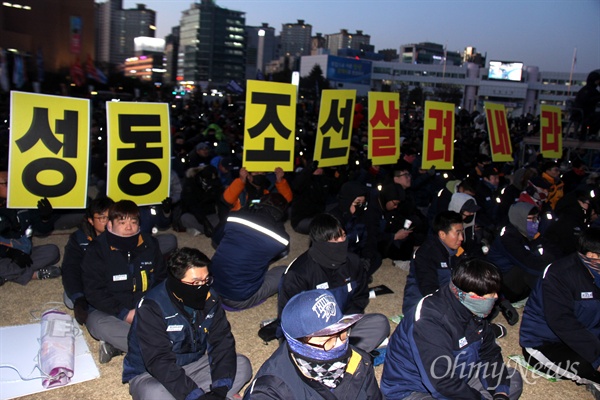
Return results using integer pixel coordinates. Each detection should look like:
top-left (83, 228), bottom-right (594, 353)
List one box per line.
top-left (0, 223), bottom-right (593, 399)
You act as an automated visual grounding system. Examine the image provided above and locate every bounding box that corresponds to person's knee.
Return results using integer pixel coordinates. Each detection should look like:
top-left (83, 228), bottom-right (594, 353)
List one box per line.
top-left (507, 367), bottom-right (523, 399)
top-left (236, 354), bottom-right (253, 382)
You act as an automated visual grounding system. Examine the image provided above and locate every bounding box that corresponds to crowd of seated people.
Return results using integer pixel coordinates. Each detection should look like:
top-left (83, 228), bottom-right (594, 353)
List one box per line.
top-left (3, 90), bottom-right (600, 399)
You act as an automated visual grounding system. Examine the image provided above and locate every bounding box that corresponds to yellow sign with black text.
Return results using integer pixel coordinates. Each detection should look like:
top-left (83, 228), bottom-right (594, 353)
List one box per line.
top-left (106, 102), bottom-right (171, 205)
top-left (243, 80), bottom-right (296, 172)
top-left (314, 90), bottom-right (356, 168)
top-left (8, 91), bottom-right (90, 208)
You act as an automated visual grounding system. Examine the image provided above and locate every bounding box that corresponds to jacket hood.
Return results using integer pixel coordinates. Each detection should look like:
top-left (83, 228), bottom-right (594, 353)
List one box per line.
top-left (448, 192), bottom-right (477, 229)
top-left (338, 181), bottom-right (368, 212)
top-left (508, 202), bottom-right (536, 236)
top-left (586, 71), bottom-right (600, 85)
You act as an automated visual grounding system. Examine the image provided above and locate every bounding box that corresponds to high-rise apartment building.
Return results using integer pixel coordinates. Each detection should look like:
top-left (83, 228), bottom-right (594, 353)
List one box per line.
top-left (280, 19), bottom-right (312, 57)
top-left (178, 0), bottom-right (245, 87)
top-left (96, 0), bottom-right (156, 68)
top-left (325, 29), bottom-right (370, 56)
top-left (163, 27), bottom-right (180, 84)
top-left (245, 23), bottom-right (277, 80)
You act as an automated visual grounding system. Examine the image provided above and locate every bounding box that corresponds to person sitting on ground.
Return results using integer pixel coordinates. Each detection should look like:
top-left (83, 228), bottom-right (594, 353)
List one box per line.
top-left (448, 192), bottom-right (487, 256)
top-left (0, 169), bottom-right (61, 286)
top-left (329, 180), bottom-right (381, 277)
top-left (179, 164), bottom-right (223, 237)
top-left (82, 199), bottom-right (166, 363)
top-left (382, 258), bottom-right (523, 400)
top-left (544, 188), bottom-right (594, 256)
top-left (61, 197), bottom-right (114, 323)
top-left (520, 227), bottom-right (600, 394)
top-left (222, 166), bottom-right (292, 216)
top-left (290, 160), bottom-right (337, 235)
top-left (278, 213), bottom-right (390, 353)
top-left (541, 161), bottom-right (564, 210)
top-left (245, 289), bottom-right (383, 399)
top-left (402, 211), bottom-right (466, 314)
top-left (486, 202), bottom-right (561, 304)
top-left (211, 193), bottom-right (290, 310)
top-left (474, 164), bottom-right (502, 232)
top-left (367, 182), bottom-right (414, 269)
top-left (123, 247), bottom-right (252, 400)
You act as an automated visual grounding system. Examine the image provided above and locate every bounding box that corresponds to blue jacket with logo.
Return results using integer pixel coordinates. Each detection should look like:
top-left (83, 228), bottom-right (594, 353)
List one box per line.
top-left (123, 282), bottom-right (237, 400)
top-left (382, 286), bottom-right (511, 399)
top-left (519, 252), bottom-right (600, 369)
top-left (402, 234), bottom-right (464, 314)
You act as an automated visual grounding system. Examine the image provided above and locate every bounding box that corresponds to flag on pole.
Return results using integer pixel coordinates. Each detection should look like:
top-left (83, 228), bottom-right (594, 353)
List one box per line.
top-left (70, 57), bottom-right (85, 86)
top-left (226, 80), bottom-right (244, 94)
top-left (85, 55), bottom-right (107, 84)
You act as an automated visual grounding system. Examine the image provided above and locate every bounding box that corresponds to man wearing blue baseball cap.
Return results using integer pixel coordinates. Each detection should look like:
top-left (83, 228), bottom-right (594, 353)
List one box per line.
top-left (245, 289), bottom-right (383, 399)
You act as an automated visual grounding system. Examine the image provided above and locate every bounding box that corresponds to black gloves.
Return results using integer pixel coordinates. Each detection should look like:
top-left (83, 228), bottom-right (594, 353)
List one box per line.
top-left (427, 165), bottom-right (436, 176)
top-left (161, 197), bottom-right (172, 214)
top-left (73, 297), bottom-right (89, 325)
top-left (499, 299), bottom-right (519, 326)
top-left (7, 249), bottom-right (33, 269)
top-left (198, 386), bottom-right (228, 400)
top-left (37, 197), bottom-right (53, 221)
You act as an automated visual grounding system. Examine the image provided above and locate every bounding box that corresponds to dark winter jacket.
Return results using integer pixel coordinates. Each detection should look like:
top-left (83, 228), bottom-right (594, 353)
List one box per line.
top-left (244, 343), bottom-right (382, 400)
top-left (382, 286), bottom-right (511, 399)
top-left (61, 225), bottom-right (94, 303)
top-left (278, 249), bottom-right (368, 318)
top-left (520, 253), bottom-right (600, 369)
top-left (82, 231), bottom-right (165, 319)
top-left (402, 234), bottom-right (465, 314)
top-left (123, 282), bottom-right (237, 400)
top-left (211, 208), bottom-right (289, 302)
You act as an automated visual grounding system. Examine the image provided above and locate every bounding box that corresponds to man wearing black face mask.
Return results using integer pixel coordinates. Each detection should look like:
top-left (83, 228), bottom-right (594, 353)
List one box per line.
top-left (278, 213), bottom-right (390, 353)
top-left (123, 247), bottom-right (252, 400)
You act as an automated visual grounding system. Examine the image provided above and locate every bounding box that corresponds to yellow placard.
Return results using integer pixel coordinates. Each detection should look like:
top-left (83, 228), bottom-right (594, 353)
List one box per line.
top-left (484, 102), bottom-right (513, 162)
top-left (422, 101), bottom-right (455, 170)
top-left (368, 92), bottom-right (400, 166)
top-left (8, 91), bottom-right (90, 208)
top-left (314, 89), bottom-right (356, 168)
top-left (540, 105), bottom-right (563, 159)
top-left (106, 102), bottom-right (171, 205)
top-left (243, 80), bottom-right (296, 172)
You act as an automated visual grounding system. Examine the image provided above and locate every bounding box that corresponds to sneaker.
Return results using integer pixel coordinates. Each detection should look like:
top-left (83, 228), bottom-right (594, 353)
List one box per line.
top-left (393, 260), bottom-right (411, 271)
top-left (36, 266), bottom-right (61, 280)
top-left (491, 323), bottom-right (507, 339)
top-left (511, 297), bottom-right (528, 309)
top-left (99, 340), bottom-right (123, 364)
